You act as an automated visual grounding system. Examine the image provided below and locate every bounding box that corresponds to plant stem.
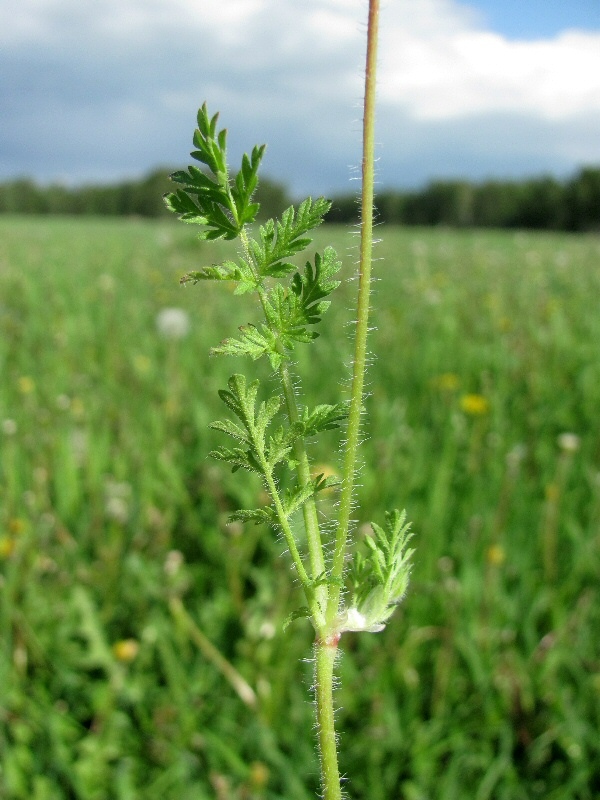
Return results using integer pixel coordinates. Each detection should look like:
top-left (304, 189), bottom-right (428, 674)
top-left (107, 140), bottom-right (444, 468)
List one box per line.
top-left (328, 0), bottom-right (380, 625)
top-left (315, 2), bottom-right (380, 797)
top-left (315, 637), bottom-right (342, 800)
top-left (278, 361), bottom-right (328, 625)
top-left (238, 226), bottom-right (328, 627)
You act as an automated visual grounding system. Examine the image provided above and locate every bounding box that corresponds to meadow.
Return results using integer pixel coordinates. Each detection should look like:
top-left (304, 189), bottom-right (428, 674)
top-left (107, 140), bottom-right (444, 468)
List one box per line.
top-left (0, 215), bottom-right (599, 799)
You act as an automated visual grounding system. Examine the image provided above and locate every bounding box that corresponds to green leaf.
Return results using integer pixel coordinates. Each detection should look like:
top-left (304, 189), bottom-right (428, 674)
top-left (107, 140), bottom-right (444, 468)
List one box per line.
top-left (249, 197), bottom-right (332, 279)
top-left (265, 424), bottom-right (301, 470)
top-left (282, 606), bottom-right (311, 631)
top-left (302, 402), bottom-right (349, 436)
top-left (282, 482), bottom-right (317, 518)
top-left (313, 474), bottom-right (342, 493)
top-left (209, 418), bottom-right (250, 444)
top-left (258, 247), bottom-right (342, 355)
top-left (209, 445), bottom-right (262, 474)
top-left (180, 261), bottom-right (240, 285)
top-left (165, 103), bottom-right (265, 239)
top-left (228, 507), bottom-right (277, 525)
top-left (291, 247), bottom-right (342, 324)
top-left (211, 324), bottom-right (279, 366)
top-left (231, 144), bottom-right (266, 225)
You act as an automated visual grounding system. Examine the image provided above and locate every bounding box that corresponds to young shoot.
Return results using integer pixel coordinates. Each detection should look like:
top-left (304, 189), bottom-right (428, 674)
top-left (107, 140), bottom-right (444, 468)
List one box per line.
top-left (164, 2), bottom-right (413, 796)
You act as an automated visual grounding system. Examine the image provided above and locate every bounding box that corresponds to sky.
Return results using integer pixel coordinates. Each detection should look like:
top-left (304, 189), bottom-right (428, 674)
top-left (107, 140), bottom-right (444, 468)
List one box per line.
top-left (1, 0), bottom-right (600, 195)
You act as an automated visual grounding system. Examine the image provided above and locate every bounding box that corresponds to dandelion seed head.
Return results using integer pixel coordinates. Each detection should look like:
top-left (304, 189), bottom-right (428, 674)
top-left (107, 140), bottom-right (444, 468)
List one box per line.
top-left (156, 307), bottom-right (191, 339)
top-left (1, 419), bottom-right (17, 436)
top-left (557, 432), bottom-right (580, 453)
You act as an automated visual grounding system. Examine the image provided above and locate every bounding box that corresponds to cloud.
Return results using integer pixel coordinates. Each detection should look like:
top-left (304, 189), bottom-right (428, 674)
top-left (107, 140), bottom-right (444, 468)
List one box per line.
top-left (378, 12), bottom-right (600, 120)
top-left (1, 0), bottom-right (599, 191)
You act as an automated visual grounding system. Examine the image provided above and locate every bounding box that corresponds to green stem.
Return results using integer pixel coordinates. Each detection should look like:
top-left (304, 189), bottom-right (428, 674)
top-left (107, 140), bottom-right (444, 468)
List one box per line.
top-left (328, 0), bottom-right (380, 625)
top-left (279, 361), bottom-right (328, 627)
top-left (314, 3), bottom-right (380, 798)
top-left (259, 457), bottom-right (312, 593)
top-left (238, 226), bottom-right (327, 628)
top-left (315, 637), bottom-right (342, 800)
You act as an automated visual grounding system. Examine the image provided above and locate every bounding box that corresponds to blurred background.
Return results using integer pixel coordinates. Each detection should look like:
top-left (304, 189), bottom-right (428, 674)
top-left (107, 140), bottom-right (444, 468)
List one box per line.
top-left (1, 1), bottom-right (599, 798)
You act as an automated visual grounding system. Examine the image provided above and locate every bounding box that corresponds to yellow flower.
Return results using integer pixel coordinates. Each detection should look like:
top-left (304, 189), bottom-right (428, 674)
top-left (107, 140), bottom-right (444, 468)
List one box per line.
top-left (18, 376), bottom-right (35, 395)
top-left (432, 373), bottom-right (460, 392)
top-left (8, 518), bottom-right (26, 535)
top-left (460, 393), bottom-right (489, 416)
top-left (0, 537), bottom-right (16, 559)
top-left (71, 397), bottom-right (85, 418)
top-left (112, 639), bottom-right (139, 663)
top-left (133, 354), bottom-right (152, 377)
top-left (249, 761), bottom-right (270, 789)
top-left (487, 544), bottom-right (505, 566)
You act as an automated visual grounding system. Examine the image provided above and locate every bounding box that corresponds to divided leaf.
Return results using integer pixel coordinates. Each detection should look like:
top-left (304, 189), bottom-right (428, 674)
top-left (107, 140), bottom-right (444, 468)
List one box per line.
top-left (228, 507), bottom-right (277, 525)
top-left (180, 261), bottom-right (239, 285)
top-left (212, 324), bottom-right (279, 367)
top-left (302, 402), bottom-right (349, 436)
top-left (252, 198), bottom-right (332, 279)
top-left (260, 247), bottom-right (342, 355)
top-left (164, 103), bottom-right (265, 239)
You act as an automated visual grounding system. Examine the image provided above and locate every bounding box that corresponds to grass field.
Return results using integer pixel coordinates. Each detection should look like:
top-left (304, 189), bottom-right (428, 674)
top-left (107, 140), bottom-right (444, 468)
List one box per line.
top-left (0, 216), bottom-right (599, 799)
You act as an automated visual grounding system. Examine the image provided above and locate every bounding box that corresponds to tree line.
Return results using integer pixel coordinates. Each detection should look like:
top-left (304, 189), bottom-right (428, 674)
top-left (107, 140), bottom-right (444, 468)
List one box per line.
top-left (0, 169), bottom-right (290, 223)
top-left (328, 167), bottom-right (600, 232)
top-left (0, 166), bottom-right (598, 231)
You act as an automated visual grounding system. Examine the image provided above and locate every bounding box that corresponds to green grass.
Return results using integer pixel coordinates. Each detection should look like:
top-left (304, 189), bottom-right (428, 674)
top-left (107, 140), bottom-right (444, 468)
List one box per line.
top-left (1, 216), bottom-right (599, 799)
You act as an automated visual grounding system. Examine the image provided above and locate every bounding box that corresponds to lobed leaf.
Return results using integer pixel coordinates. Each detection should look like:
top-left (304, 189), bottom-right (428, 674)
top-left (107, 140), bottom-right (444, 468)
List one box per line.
top-left (209, 418), bottom-right (250, 444)
top-left (180, 261), bottom-right (240, 285)
top-left (302, 402), bottom-right (349, 436)
top-left (211, 324), bottom-right (279, 366)
top-left (209, 445), bottom-right (262, 474)
top-left (228, 507), bottom-right (277, 525)
top-left (250, 197), bottom-right (332, 279)
top-left (165, 103), bottom-right (264, 238)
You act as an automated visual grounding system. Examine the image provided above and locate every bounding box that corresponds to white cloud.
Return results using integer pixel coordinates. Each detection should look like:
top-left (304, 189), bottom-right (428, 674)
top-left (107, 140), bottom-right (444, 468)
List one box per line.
top-left (1, 0), bottom-right (599, 189)
top-left (5, 0), bottom-right (600, 121)
top-left (379, 15), bottom-right (600, 121)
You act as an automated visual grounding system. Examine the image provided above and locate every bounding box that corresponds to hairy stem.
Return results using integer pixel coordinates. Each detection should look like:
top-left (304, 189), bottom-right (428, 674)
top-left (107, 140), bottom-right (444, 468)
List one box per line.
top-left (314, 2), bottom-right (380, 798)
top-left (238, 226), bottom-right (328, 627)
top-left (279, 361), bottom-right (328, 626)
top-left (315, 637), bottom-right (342, 800)
top-left (328, 0), bottom-right (380, 626)
top-left (260, 457), bottom-right (313, 592)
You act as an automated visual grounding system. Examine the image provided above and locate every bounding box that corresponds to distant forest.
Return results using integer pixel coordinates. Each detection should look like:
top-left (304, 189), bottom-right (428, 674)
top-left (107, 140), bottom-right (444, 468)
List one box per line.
top-left (1, 166), bottom-right (598, 231)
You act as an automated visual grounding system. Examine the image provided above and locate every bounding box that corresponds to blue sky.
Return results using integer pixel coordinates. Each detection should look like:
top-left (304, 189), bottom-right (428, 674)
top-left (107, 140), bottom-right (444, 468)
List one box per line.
top-left (467, 0), bottom-right (600, 39)
top-left (1, 0), bottom-right (599, 195)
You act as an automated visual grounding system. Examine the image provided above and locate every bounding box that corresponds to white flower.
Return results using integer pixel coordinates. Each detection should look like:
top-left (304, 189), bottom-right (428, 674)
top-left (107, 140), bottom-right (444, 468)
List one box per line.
top-left (164, 549), bottom-right (184, 576)
top-left (337, 606), bottom-right (385, 634)
top-left (105, 497), bottom-right (129, 524)
top-left (104, 480), bottom-right (132, 524)
top-left (156, 308), bottom-right (191, 340)
top-left (557, 433), bottom-right (580, 453)
top-left (1, 419), bottom-right (17, 436)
